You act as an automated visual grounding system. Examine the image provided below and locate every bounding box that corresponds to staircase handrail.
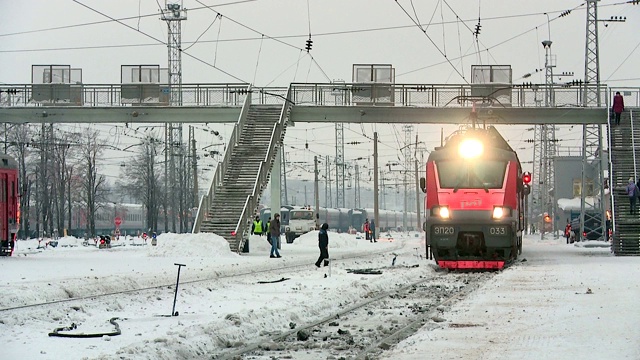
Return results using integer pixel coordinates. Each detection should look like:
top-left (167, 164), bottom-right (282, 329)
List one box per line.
top-left (606, 92), bottom-right (615, 242)
top-left (192, 85), bottom-right (252, 233)
top-left (233, 86), bottom-right (294, 250)
top-left (632, 109), bottom-right (637, 182)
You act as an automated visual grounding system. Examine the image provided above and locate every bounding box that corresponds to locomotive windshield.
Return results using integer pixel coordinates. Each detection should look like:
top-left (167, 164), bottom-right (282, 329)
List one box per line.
top-left (290, 210), bottom-right (314, 220)
top-left (436, 159), bottom-right (507, 190)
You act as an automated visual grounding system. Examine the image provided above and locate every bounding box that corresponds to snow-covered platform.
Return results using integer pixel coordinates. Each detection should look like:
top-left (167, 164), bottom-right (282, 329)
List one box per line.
top-left (386, 235), bottom-right (640, 360)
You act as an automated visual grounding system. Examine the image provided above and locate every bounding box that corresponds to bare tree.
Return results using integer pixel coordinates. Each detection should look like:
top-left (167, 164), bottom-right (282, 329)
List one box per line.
top-left (53, 132), bottom-right (76, 237)
top-left (78, 128), bottom-right (107, 237)
top-left (6, 124), bottom-right (36, 238)
top-left (119, 134), bottom-right (162, 233)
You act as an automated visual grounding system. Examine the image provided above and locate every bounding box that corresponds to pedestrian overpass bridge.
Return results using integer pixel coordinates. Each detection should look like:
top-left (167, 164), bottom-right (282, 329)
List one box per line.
top-left (2, 82), bottom-right (637, 255)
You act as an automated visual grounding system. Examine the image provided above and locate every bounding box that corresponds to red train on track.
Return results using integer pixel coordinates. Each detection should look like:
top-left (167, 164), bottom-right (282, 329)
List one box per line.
top-left (421, 126), bottom-right (528, 270)
top-left (0, 154), bottom-right (19, 256)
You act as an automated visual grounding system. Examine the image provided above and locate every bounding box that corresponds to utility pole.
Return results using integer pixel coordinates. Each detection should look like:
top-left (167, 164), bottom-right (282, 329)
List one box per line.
top-left (354, 164), bottom-right (360, 208)
top-left (403, 125), bottom-right (413, 230)
top-left (580, 0), bottom-right (609, 243)
top-left (191, 127), bottom-right (198, 208)
top-left (314, 156), bottom-right (319, 228)
top-left (281, 143), bottom-right (288, 205)
top-left (415, 134), bottom-right (421, 231)
top-left (325, 155), bottom-right (332, 207)
top-left (162, 0), bottom-right (186, 233)
top-left (335, 123), bottom-right (345, 208)
top-left (373, 132), bottom-right (379, 241)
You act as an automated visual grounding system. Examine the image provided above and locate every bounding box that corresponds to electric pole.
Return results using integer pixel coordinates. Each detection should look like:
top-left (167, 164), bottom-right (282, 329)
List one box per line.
top-left (336, 123), bottom-right (345, 208)
top-left (580, 0), bottom-right (609, 243)
top-left (314, 156), bottom-right (319, 228)
top-left (373, 132), bottom-right (379, 241)
top-left (403, 125), bottom-right (413, 230)
top-left (162, 0), bottom-right (186, 232)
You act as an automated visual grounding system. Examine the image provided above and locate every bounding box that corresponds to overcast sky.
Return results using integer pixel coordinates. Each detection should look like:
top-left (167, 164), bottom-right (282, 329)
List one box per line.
top-left (2, 0), bottom-right (638, 191)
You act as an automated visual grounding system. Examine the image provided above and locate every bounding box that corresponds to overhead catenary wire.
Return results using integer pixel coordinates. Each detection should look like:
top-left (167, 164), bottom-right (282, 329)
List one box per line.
top-left (72, 0), bottom-right (248, 84)
top-left (394, 0), bottom-right (469, 84)
top-left (183, 13), bottom-right (222, 51)
top-left (0, 0), bottom-right (258, 38)
top-left (0, 6), bottom-right (589, 57)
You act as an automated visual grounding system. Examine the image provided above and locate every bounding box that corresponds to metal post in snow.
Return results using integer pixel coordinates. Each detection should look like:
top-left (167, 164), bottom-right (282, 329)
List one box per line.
top-left (172, 263), bottom-right (186, 316)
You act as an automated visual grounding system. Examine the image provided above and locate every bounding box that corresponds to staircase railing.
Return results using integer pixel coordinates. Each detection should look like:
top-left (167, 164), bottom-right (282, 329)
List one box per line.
top-left (233, 85), bottom-right (293, 251)
top-left (607, 101), bottom-right (616, 237)
top-left (192, 86), bottom-right (252, 233)
top-left (632, 109), bottom-right (638, 182)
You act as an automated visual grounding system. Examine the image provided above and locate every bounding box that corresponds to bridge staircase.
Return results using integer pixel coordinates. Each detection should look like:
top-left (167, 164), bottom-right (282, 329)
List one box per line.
top-left (192, 88), bottom-right (293, 252)
top-left (610, 109), bottom-right (640, 255)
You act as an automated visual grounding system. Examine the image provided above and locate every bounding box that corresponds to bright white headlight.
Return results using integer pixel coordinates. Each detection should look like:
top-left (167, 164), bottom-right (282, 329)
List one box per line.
top-left (439, 207), bottom-right (450, 219)
top-left (492, 207), bottom-right (505, 219)
top-left (458, 139), bottom-right (484, 159)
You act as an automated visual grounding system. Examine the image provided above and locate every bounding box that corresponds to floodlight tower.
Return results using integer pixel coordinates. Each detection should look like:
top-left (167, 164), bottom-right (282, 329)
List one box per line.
top-left (579, 0), bottom-right (608, 241)
top-left (541, 39), bottom-right (558, 238)
top-left (162, 0), bottom-right (186, 232)
top-left (332, 80), bottom-right (346, 208)
top-left (403, 125), bottom-right (413, 230)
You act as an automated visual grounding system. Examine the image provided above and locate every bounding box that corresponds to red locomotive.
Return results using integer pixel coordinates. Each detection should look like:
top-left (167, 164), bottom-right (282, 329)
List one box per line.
top-left (421, 126), bottom-right (528, 270)
top-left (0, 154), bottom-right (19, 256)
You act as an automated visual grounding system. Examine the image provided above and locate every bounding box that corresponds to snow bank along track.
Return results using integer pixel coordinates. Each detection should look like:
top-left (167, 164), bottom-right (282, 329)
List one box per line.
top-left (0, 242), bottom-right (406, 312)
top-left (215, 271), bottom-right (495, 359)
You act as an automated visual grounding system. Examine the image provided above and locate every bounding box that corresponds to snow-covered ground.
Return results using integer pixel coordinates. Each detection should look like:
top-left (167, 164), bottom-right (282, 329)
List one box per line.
top-left (1, 232), bottom-right (638, 360)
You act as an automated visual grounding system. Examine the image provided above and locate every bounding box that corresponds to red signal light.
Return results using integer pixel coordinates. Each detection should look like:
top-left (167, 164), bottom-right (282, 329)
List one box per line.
top-left (522, 172), bottom-right (532, 184)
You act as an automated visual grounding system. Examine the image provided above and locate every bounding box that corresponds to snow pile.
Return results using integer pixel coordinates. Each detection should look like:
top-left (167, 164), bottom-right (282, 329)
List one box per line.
top-left (146, 233), bottom-right (239, 258)
top-left (557, 197), bottom-right (596, 211)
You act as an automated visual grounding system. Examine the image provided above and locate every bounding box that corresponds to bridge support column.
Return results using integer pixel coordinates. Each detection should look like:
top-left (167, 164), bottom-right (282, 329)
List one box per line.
top-left (271, 146), bottom-right (282, 249)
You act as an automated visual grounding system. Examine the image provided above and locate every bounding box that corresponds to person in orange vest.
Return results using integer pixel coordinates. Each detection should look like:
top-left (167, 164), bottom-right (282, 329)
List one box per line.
top-left (363, 219), bottom-right (370, 241)
top-left (564, 220), bottom-right (572, 244)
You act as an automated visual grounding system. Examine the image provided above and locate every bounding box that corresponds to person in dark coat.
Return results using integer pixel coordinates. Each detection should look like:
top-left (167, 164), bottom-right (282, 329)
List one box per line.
top-left (369, 218), bottom-right (377, 243)
top-left (613, 91), bottom-right (625, 126)
top-left (266, 217), bottom-right (272, 244)
top-left (315, 223), bottom-right (330, 267)
top-left (268, 214), bottom-right (281, 258)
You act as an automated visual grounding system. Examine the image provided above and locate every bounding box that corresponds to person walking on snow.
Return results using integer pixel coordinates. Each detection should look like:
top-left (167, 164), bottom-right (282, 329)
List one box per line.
top-left (315, 223), bottom-right (330, 268)
top-left (268, 214), bottom-right (282, 258)
top-left (613, 91), bottom-right (625, 126)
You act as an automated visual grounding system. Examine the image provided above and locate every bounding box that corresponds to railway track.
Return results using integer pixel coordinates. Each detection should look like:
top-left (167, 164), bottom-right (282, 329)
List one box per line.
top-left (0, 241), bottom-right (407, 313)
top-left (213, 270), bottom-right (496, 360)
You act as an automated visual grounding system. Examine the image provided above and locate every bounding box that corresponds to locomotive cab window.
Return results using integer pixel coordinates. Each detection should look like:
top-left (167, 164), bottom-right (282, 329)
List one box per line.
top-left (436, 160), bottom-right (507, 190)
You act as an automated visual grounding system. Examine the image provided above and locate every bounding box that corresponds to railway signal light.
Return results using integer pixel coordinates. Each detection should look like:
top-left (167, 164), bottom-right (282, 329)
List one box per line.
top-left (544, 213), bottom-right (552, 223)
top-left (522, 172), bottom-right (532, 185)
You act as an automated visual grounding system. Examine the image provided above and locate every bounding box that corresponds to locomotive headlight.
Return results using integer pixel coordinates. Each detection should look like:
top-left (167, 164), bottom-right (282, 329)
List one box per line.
top-left (286, 227), bottom-right (290, 232)
top-left (458, 138), bottom-right (483, 159)
top-left (492, 206), bottom-right (511, 219)
top-left (431, 206), bottom-right (450, 219)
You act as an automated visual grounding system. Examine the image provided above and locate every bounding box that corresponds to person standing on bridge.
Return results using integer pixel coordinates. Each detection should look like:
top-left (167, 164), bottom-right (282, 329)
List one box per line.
top-left (315, 223), bottom-right (330, 268)
top-left (268, 213), bottom-right (282, 258)
top-left (626, 178), bottom-right (639, 215)
top-left (613, 91), bottom-right (625, 126)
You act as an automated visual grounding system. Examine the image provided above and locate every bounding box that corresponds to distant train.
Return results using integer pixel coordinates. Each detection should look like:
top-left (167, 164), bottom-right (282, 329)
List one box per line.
top-left (260, 205), bottom-right (419, 234)
top-left (66, 203), bottom-right (150, 237)
top-left (422, 126), bottom-right (526, 270)
top-left (0, 155), bottom-right (19, 256)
